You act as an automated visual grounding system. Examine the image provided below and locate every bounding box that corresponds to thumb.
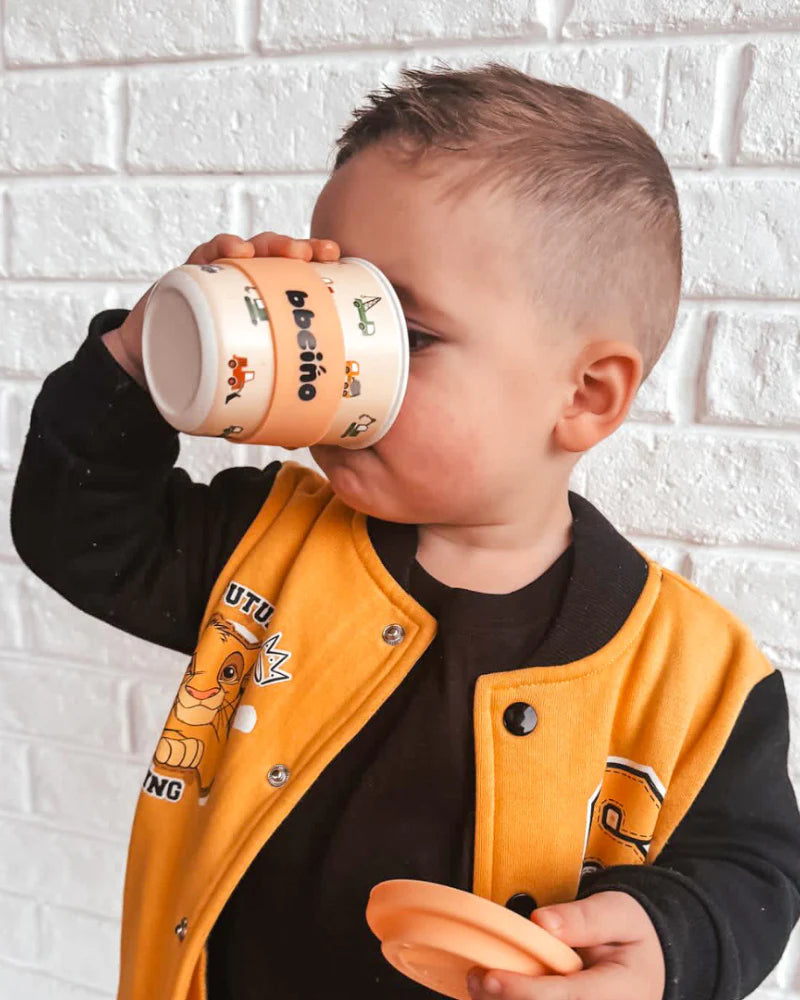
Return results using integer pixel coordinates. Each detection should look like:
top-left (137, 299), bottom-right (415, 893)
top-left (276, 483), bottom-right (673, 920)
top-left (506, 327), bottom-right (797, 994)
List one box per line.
top-left (530, 891), bottom-right (645, 949)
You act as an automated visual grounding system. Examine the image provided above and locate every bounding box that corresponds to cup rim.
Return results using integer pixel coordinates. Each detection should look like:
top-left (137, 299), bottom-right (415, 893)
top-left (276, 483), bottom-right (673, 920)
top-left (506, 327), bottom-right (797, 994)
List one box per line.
top-left (338, 256), bottom-right (409, 447)
top-left (142, 267), bottom-right (219, 432)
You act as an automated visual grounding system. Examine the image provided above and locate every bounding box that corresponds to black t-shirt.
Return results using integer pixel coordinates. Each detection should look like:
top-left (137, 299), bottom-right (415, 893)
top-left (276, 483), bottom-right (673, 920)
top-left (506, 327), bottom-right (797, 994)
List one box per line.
top-left (205, 545), bottom-right (574, 999)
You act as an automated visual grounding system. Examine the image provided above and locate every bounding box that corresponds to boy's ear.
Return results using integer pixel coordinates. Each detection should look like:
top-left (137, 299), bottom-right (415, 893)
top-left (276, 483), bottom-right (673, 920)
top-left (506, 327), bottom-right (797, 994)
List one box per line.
top-left (553, 339), bottom-right (643, 454)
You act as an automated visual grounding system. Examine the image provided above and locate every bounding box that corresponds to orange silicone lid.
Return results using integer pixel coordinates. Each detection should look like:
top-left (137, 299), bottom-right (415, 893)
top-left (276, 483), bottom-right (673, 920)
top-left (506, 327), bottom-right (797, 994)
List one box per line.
top-left (366, 879), bottom-right (583, 1000)
top-left (214, 256), bottom-right (345, 448)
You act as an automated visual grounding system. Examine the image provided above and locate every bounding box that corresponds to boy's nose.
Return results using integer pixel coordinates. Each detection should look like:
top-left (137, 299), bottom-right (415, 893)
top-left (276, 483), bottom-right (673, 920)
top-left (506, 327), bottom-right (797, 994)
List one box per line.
top-left (186, 685), bottom-right (220, 700)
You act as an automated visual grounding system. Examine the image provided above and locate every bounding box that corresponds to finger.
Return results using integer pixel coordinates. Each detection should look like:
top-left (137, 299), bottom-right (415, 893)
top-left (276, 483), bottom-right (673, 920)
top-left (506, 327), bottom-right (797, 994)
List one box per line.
top-left (469, 960), bottom-right (639, 1000)
top-left (186, 233), bottom-right (254, 266)
top-left (309, 237), bottom-right (341, 261)
top-left (248, 231), bottom-right (313, 261)
top-left (531, 892), bottom-right (648, 949)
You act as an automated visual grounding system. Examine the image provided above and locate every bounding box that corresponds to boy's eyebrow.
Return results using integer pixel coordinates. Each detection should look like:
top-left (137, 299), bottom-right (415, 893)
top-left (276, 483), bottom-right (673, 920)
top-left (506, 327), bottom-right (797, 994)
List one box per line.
top-left (389, 279), bottom-right (454, 326)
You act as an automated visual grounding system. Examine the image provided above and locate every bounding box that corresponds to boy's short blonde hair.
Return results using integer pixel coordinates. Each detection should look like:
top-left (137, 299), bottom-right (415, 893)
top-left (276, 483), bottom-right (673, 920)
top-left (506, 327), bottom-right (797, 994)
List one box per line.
top-left (332, 61), bottom-right (683, 384)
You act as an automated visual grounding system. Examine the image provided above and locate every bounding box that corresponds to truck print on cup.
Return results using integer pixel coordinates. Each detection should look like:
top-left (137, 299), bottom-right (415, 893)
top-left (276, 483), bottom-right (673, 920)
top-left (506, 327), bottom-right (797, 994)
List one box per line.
top-left (353, 295), bottom-right (380, 335)
top-left (225, 354), bottom-right (255, 404)
top-left (343, 360), bottom-right (362, 398)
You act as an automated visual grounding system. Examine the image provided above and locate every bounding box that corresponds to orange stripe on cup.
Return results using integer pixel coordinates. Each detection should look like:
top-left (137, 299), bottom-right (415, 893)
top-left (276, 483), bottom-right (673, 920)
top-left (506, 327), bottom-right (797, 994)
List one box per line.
top-left (214, 256), bottom-right (345, 448)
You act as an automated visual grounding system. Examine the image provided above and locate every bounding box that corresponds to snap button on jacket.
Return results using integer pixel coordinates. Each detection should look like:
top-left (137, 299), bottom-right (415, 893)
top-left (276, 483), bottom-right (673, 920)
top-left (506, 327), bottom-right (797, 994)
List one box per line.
top-left (115, 461), bottom-right (773, 1000)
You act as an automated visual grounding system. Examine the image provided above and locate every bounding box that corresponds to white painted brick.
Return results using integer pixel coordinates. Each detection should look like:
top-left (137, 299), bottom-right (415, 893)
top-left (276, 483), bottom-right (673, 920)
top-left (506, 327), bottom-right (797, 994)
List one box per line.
top-left (689, 553), bottom-right (800, 654)
top-left (629, 307), bottom-right (693, 424)
top-left (526, 45), bottom-right (665, 146)
top-left (0, 890), bottom-right (40, 964)
top-left (773, 899), bottom-right (800, 994)
top-left (739, 39), bottom-right (800, 165)
top-left (0, 189), bottom-right (7, 277)
top-left (660, 43), bottom-right (726, 166)
top-left (0, 960), bottom-right (108, 1000)
top-left (582, 426), bottom-right (800, 547)
top-left (129, 676), bottom-right (183, 757)
top-left (259, 0), bottom-right (546, 51)
top-left (5, 0), bottom-right (242, 67)
top-left (630, 542), bottom-right (686, 571)
top-left (0, 379), bottom-right (40, 473)
top-left (783, 670), bottom-right (800, 796)
top-left (233, 440), bottom-right (296, 476)
top-left (39, 903), bottom-right (119, 995)
top-left (0, 654), bottom-right (129, 754)
top-left (178, 432), bottom-right (245, 485)
top-left (128, 60), bottom-right (402, 174)
top-left (18, 574), bottom-right (120, 669)
top-left (0, 474), bottom-right (14, 560)
top-left (0, 284), bottom-right (148, 380)
top-left (9, 183), bottom-right (236, 279)
top-left (676, 177), bottom-right (800, 297)
top-left (526, 44), bottom-right (720, 166)
top-left (30, 744), bottom-right (142, 838)
top-left (0, 818), bottom-right (125, 918)
top-left (249, 176), bottom-right (331, 241)
top-left (0, 73), bottom-right (115, 173)
top-left (563, 1), bottom-right (800, 38)
top-left (700, 310), bottom-right (800, 428)
top-left (569, 458), bottom-right (589, 497)
top-left (0, 568), bottom-right (26, 651)
top-left (0, 736), bottom-right (31, 812)
top-left (406, 47), bottom-right (531, 75)
top-left (104, 629), bottom-right (186, 681)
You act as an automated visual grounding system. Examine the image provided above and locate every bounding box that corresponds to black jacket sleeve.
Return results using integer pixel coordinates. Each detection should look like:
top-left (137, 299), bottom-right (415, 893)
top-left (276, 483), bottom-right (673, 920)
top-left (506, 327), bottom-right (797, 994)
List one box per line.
top-left (577, 668), bottom-right (800, 1000)
top-left (10, 308), bottom-right (282, 656)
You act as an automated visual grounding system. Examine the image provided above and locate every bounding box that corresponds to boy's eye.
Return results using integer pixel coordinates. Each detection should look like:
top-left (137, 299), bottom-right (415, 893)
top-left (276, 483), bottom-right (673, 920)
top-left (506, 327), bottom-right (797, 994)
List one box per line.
top-left (407, 328), bottom-right (436, 353)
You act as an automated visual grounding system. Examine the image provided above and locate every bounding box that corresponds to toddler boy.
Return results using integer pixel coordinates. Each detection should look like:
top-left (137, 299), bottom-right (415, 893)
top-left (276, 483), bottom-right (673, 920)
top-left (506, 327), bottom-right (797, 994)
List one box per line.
top-left (11, 63), bottom-right (800, 1000)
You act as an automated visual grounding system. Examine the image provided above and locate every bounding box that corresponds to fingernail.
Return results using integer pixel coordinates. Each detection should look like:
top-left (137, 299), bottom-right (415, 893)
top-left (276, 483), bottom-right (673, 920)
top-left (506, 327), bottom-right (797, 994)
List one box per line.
top-left (467, 972), bottom-right (481, 997)
top-left (484, 975), bottom-right (503, 995)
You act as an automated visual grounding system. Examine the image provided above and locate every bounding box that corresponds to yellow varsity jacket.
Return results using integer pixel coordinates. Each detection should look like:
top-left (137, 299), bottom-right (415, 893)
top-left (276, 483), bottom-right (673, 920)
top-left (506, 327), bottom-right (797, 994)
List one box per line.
top-left (115, 459), bottom-right (773, 1000)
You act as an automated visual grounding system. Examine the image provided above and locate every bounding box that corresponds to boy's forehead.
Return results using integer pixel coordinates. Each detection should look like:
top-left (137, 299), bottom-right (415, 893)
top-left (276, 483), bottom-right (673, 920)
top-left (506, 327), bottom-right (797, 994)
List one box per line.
top-left (310, 145), bottom-right (525, 328)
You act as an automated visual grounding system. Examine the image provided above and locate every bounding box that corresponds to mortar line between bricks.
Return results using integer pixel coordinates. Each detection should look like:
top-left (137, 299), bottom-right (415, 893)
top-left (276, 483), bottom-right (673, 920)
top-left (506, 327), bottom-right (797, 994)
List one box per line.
top-left (0, 169), bottom-right (332, 184)
top-left (0, 805), bottom-right (129, 846)
top-left (6, 166), bottom-right (800, 184)
top-left (1, 722), bottom-right (154, 766)
top-left (0, 644), bottom-right (183, 681)
top-left (627, 536), bottom-right (800, 563)
top-left (262, 28), bottom-right (800, 56)
top-left (629, 422), bottom-right (800, 438)
top-left (0, 956), bottom-right (111, 998)
top-left (36, 899), bottom-right (120, 926)
top-left (1, 805), bottom-right (135, 846)
top-left (3, 27), bottom-right (800, 75)
top-left (0, 885), bottom-right (48, 905)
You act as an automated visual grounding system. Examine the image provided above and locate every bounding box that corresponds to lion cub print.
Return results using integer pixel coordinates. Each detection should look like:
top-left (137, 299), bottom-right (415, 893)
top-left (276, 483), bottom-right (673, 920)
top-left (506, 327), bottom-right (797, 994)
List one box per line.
top-left (154, 613), bottom-right (264, 797)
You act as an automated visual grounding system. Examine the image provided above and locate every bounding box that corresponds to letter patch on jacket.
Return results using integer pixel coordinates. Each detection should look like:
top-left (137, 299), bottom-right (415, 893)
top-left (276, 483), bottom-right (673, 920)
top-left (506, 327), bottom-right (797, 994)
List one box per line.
top-left (145, 581), bottom-right (292, 805)
top-left (581, 756), bottom-right (665, 876)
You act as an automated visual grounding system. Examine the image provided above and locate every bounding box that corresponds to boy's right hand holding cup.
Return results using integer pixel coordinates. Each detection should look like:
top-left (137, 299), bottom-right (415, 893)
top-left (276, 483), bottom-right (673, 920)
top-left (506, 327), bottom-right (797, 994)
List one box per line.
top-left (102, 232), bottom-right (342, 389)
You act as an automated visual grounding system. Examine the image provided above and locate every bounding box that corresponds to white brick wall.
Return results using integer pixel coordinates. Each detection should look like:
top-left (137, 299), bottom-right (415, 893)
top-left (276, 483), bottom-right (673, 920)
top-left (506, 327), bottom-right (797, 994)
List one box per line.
top-left (0, 2), bottom-right (798, 997)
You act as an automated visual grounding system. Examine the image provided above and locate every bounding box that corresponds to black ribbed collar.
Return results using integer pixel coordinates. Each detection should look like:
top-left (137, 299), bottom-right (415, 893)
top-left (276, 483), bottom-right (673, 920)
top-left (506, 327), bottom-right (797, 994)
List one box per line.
top-left (366, 490), bottom-right (649, 667)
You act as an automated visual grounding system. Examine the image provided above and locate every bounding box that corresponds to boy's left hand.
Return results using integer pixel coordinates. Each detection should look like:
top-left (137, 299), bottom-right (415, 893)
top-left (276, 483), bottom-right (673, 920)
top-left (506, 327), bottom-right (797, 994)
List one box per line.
top-left (466, 891), bottom-right (665, 1000)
